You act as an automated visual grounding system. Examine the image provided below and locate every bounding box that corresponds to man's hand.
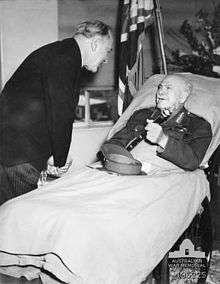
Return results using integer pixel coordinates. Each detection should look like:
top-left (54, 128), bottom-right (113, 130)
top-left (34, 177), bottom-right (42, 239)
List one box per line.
top-left (145, 120), bottom-right (163, 144)
top-left (46, 155), bottom-right (72, 177)
top-left (145, 119), bottom-right (168, 148)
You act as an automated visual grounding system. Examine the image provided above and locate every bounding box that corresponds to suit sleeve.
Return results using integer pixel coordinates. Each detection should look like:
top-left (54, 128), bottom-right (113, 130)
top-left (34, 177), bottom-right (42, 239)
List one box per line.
top-left (104, 108), bottom-right (153, 148)
top-left (44, 63), bottom-right (80, 167)
top-left (158, 116), bottom-right (212, 171)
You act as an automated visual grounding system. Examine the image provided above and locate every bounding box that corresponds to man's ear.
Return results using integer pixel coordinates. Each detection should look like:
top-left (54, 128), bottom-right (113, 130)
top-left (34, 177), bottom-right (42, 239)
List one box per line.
top-left (91, 37), bottom-right (98, 52)
top-left (179, 91), bottom-right (187, 103)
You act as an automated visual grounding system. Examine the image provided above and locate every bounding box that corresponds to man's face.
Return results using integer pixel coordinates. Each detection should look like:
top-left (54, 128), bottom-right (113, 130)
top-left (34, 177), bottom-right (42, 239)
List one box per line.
top-left (156, 76), bottom-right (185, 113)
top-left (85, 35), bottom-right (113, 73)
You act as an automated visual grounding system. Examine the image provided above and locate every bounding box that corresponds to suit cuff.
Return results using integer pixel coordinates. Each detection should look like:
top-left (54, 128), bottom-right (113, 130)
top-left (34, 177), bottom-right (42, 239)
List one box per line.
top-left (157, 134), bottom-right (169, 153)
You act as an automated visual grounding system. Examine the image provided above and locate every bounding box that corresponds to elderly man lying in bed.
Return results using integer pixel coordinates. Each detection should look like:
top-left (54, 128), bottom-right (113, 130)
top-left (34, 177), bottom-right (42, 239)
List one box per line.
top-left (0, 73), bottom-right (217, 284)
top-left (100, 74), bottom-right (212, 173)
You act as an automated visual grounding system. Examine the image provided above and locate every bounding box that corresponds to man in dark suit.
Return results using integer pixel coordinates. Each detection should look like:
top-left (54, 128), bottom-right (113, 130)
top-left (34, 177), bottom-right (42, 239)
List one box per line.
top-left (102, 75), bottom-right (212, 171)
top-left (0, 20), bottom-right (113, 205)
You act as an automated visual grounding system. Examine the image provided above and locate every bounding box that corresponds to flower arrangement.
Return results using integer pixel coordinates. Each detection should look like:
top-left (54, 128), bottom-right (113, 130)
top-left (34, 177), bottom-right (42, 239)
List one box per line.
top-left (166, 5), bottom-right (220, 77)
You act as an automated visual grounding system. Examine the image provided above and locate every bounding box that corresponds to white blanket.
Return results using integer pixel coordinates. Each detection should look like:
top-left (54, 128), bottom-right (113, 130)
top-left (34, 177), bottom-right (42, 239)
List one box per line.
top-left (0, 163), bottom-right (209, 284)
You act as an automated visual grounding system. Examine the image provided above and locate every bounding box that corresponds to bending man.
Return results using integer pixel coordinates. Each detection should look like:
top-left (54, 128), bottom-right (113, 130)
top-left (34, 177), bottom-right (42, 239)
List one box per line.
top-left (0, 20), bottom-right (113, 205)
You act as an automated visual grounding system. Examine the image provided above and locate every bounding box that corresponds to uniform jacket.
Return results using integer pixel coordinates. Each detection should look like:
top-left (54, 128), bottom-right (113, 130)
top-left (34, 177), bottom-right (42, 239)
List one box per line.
top-left (105, 107), bottom-right (212, 171)
top-left (0, 38), bottom-right (82, 170)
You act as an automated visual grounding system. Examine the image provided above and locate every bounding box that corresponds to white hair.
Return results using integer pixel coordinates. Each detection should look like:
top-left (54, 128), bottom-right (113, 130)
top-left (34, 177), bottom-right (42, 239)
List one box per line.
top-left (165, 74), bottom-right (193, 98)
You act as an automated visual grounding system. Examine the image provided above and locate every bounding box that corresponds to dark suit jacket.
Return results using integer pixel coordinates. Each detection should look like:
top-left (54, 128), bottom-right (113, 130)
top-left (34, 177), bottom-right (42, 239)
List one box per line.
top-left (105, 107), bottom-right (212, 171)
top-left (0, 38), bottom-right (82, 170)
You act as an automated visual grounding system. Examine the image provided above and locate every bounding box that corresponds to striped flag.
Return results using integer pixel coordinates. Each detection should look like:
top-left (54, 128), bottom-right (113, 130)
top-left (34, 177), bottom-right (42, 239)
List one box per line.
top-left (118, 0), bottom-right (154, 115)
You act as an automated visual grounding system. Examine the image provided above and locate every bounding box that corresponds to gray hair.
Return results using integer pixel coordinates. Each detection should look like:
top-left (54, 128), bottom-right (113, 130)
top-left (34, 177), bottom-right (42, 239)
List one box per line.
top-left (74, 20), bottom-right (112, 39)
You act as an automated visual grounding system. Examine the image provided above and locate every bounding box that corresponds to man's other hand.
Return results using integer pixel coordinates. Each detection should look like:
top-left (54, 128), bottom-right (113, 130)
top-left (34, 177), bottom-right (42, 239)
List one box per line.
top-left (145, 120), bottom-right (163, 143)
top-left (46, 155), bottom-right (72, 177)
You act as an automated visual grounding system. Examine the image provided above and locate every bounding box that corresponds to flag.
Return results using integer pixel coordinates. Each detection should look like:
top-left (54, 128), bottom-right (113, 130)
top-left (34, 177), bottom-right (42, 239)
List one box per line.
top-left (118, 0), bottom-right (154, 115)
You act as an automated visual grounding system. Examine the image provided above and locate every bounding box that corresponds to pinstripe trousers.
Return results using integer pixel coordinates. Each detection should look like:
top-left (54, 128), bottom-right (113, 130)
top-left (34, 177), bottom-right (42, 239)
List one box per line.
top-left (0, 163), bottom-right (41, 206)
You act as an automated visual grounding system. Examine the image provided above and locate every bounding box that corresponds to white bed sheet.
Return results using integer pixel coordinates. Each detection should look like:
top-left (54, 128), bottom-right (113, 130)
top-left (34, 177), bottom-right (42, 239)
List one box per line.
top-left (0, 163), bottom-right (209, 284)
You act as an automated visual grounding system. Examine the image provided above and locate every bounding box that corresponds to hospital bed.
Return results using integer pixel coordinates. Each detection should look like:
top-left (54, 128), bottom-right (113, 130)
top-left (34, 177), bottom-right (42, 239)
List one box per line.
top-left (0, 73), bottom-right (219, 284)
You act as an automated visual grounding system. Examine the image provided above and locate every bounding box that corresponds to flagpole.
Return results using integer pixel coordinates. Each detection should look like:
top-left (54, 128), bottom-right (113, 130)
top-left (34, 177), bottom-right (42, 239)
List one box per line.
top-left (154, 0), bottom-right (167, 75)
